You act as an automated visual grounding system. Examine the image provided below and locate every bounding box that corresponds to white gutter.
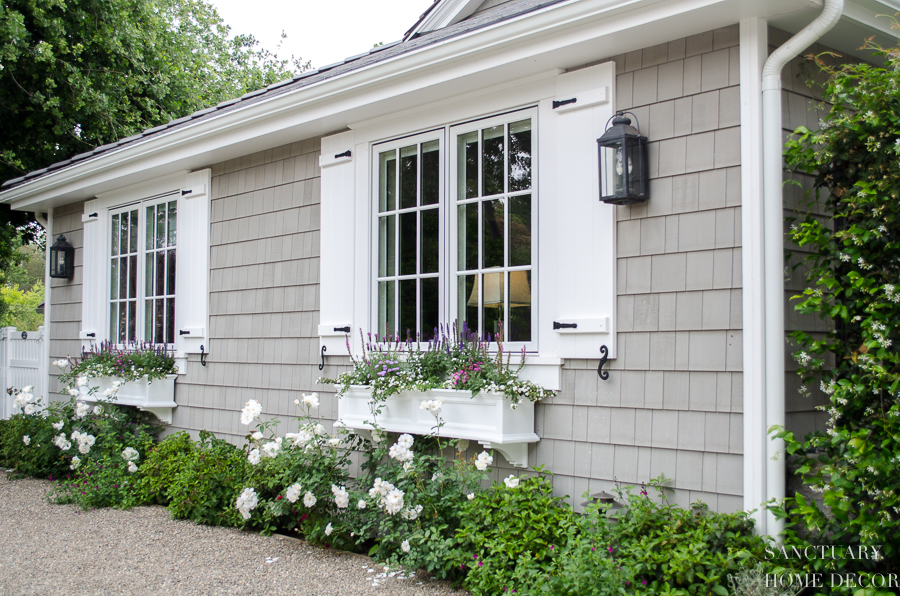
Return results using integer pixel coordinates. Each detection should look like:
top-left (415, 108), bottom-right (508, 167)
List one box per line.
top-left (761, 0), bottom-right (843, 539)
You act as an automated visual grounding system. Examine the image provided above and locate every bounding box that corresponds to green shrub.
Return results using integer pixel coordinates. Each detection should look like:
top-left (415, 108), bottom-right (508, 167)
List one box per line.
top-left (133, 431), bottom-right (197, 505)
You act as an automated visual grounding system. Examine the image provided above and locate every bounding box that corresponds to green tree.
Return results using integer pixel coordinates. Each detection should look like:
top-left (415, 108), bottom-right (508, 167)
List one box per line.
top-left (0, 0), bottom-right (309, 184)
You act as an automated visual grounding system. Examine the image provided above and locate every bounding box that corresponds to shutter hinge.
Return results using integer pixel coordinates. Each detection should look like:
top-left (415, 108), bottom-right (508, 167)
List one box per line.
top-left (553, 321), bottom-right (577, 330)
top-left (334, 150), bottom-right (352, 159)
top-left (552, 98), bottom-right (577, 109)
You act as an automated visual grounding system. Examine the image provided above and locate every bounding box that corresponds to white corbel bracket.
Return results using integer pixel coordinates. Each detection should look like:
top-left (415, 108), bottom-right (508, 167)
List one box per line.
top-left (479, 441), bottom-right (531, 468)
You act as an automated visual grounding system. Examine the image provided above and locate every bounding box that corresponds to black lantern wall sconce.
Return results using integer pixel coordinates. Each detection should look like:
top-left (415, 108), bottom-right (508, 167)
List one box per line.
top-left (597, 111), bottom-right (650, 205)
top-left (49, 234), bottom-right (75, 279)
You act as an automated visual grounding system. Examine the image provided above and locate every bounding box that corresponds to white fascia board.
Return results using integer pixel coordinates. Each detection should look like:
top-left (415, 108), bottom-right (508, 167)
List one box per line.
top-left (407, 0), bottom-right (485, 38)
top-left (843, 1), bottom-right (900, 38)
top-left (4, 0), bottom-right (817, 212)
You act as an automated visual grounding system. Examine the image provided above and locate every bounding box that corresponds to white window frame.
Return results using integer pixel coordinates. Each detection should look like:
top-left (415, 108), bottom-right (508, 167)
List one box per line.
top-left (81, 169), bottom-right (211, 362)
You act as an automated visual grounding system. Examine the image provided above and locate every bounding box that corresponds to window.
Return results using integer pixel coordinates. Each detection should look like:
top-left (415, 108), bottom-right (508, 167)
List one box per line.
top-left (372, 109), bottom-right (536, 346)
top-left (108, 196), bottom-right (178, 345)
top-left (81, 170), bottom-right (210, 357)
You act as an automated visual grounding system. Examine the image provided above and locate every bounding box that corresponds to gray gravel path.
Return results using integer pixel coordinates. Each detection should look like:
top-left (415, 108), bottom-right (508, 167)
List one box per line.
top-left (0, 476), bottom-right (469, 596)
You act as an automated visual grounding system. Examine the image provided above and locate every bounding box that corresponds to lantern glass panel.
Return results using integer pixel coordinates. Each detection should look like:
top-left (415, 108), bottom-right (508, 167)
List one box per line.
top-left (626, 140), bottom-right (644, 198)
top-left (599, 142), bottom-right (624, 199)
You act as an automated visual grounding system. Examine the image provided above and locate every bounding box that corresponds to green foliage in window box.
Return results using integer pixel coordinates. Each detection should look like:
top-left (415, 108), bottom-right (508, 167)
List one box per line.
top-left (58, 340), bottom-right (177, 387)
top-left (321, 322), bottom-right (555, 406)
top-left (770, 40), bottom-right (900, 584)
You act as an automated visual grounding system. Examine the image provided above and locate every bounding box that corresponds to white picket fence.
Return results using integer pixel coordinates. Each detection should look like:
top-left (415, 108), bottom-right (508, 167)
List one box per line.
top-left (0, 327), bottom-right (45, 419)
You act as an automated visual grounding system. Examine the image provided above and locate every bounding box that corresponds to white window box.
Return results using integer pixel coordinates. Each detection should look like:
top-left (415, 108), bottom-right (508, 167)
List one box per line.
top-left (337, 385), bottom-right (539, 468)
top-left (79, 375), bottom-right (178, 423)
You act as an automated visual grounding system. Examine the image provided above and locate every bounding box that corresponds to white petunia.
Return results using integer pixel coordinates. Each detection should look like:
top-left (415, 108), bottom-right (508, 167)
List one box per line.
top-left (325, 523), bottom-right (333, 536)
top-left (475, 451), bottom-right (493, 471)
top-left (247, 449), bottom-right (261, 465)
top-left (503, 475), bottom-right (520, 489)
top-left (357, 500), bottom-right (367, 510)
top-left (332, 485), bottom-right (350, 509)
top-left (301, 393), bottom-right (320, 409)
top-left (303, 491), bottom-right (317, 508)
top-left (285, 483), bottom-right (303, 503)
top-left (52, 421), bottom-right (64, 431)
top-left (239, 399), bottom-right (263, 425)
top-left (22, 435), bottom-right (30, 446)
top-left (396, 434), bottom-right (414, 449)
top-left (235, 487), bottom-right (259, 520)
top-left (401, 539), bottom-right (411, 553)
top-left (121, 447), bottom-right (139, 462)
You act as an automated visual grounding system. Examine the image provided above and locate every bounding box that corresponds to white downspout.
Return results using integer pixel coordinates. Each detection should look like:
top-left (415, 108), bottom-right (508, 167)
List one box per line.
top-left (34, 212), bottom-right (51, 405)
top-left (761, 0), bottom-right (843, 538)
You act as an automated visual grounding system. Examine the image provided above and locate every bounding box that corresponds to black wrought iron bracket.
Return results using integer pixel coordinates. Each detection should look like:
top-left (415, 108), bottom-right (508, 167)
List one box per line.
top-left (319, 345), bottom-right (327, 371)
top-left (334, 150), bottom-right (352, 159)
top-left (200, 345), bottom-right (207, 367)
top-left (597, 345), bottom-right (609, 380)
top-left (553, 98), bottom-right (577, 109)
top-left (334, 326), bottom-right (351, 333)
top-left (553, 321), bottom-right (577, 330)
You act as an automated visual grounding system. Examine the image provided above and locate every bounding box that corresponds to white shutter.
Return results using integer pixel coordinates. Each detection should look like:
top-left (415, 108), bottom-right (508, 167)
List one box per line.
top-left (540, 62), bottom-right (618, 359)
top-left (173, 169), bottom-right (211, 354)
top-left (80, 199), bottom-right (104, 352)
top-left (318, 131), bottom-right (357, 354)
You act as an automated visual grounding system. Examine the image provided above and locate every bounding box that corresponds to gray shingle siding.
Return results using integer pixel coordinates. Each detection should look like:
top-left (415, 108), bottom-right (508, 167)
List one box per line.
top-left (48, 202), bottom-right (85, 403)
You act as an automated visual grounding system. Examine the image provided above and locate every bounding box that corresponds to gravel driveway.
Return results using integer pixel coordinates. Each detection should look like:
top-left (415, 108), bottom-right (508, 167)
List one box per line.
top-left (0, 476), bottom-right (468, 596)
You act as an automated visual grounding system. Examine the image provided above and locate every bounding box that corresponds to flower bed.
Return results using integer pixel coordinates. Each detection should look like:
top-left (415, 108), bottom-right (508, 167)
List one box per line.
top-left (338, 386), bottom-right (538, 467)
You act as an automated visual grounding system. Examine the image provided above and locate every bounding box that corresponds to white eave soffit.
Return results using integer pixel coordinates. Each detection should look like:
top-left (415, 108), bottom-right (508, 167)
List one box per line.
top-left (407, 0), bottom-right (486, 38)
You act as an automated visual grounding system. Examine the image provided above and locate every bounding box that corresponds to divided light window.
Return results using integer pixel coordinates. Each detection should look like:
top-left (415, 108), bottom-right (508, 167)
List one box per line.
top-left (109, 196), bottom-right (177, 345)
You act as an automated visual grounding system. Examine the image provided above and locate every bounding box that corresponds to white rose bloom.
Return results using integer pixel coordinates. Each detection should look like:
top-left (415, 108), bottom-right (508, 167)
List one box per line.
top-left (239, 399), bottom-right (263, 425)
top-left (261, 441), bottom-right (280, 458)
top-left (389, 444), bottom-right (413, 462)
top-left (285, 483), bottom-right (303, 503)
top-left (74, 402), bottom-right (90, 418)
top-left (127, 462), bottom-right (139, 474)
top-left (324, 523), bottom-right (333, 536)
top-left (303, 491), bottom-right (317, 508)
top-left (78, 442), bottom-right (91, 455)
top-left (431, 472), bottom-right (443, 482)
top-left (383, 488), bottom-right (405, 515)
top-left (293, 398), bottom-right (301, 406)
top-left (247, 449), bottom-right (261, 465)
top-left (401, 505), bottom-right (423, 520)
top-left (52, 421), bottom-right (64, 431)
top-left (67, 387), bottom-right (80, 397)
top-left (313, 423), bottom-right (326, 436)
top-left (403, 462), bottom-right (414, 472)
top-left (76, 376), bottom-right (88, 388)
top-left (23, 404), bottom-right (36, 415)
top-left (93, 406), bottom-right (103, 416)
top-left (467, 493), bottom-right (475, 500)
top-left (397, 434), bottom-right (414, 449)
top-left (419, 398), bottom-right (443, 415)
top-left (22, 435), bottom-right (30, 446)
top-left (21, 385), bottom-right (33, 394)
top-left (54, 434), bottom-right (71, 451)
top-left (328, 438), bottom-right (341, 447)
top-left (235, 487), bottom-right (259, 520)
top-left (401, 540), bottom-right (411, 553)
top-left (504, 475), bottom-right (520, 489)
top-left (112, 380), bottom-right (122, 388)
top-left (54, 360), bottom-right (69, 369)
top-left (251, 431), bottom-right (263, 441)
top-left (121, 447), bottom-right (139, 462)
top-left (301, 393), bottom-right (320, 409)
top-left (331, 485), bottom-right (350, 509)
top-left (70, 456), bottom-right (81, 470)
top-left (475, 451), bottom-right (493, 471)
top-left (357, 500), bottom-right (367, 510)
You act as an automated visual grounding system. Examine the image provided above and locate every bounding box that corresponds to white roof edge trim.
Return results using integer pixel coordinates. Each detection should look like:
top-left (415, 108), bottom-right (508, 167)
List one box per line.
top-left (407, 0), bottom-right (485, 39)
top-left (843, 1), bottom-right (900, 38)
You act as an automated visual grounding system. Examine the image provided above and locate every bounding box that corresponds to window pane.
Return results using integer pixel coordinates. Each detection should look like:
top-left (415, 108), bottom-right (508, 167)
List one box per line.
top-left (378, 280), bottom-right (395, 337)
top-left (482, 272), bottom-right (504, 342)
top-left (482, 199), bottom-right (504, 269)
top-left (421, 208), bottom-right (439, 274)
top-left (378, 215), bottom-right (395, 277)
top-left (129, 255), bottom-right (137, 299)
top-left (119, 212), bottom-right (129, 257)
top-left (110, 304), bottom-right (117, 344)
top-left (128, 301), bottom-right (136, 343)
top-left (509, 270), bottom-right (532, 342)
top-left (166, 298), bottom-right (175, 344)
top-left (110, 259), bottom-right (119, 300)
top-left (111, 214), bottom-right (120, 256)
top-left (379, 150), bottom-right (396, 212)
top-left (167, 250), bottom-right (176, 295)
top-left (458, 275), bottom-right (478, 338)
top-left (481, 125), bottom-right (504, 197)
top-left (458, 131), bottom-right (478, 200)
top-left (399, 212), bottom-right (417, 276)
top-left (508, 119), bottom-right (532, 192)
top-left (509, 195), bottom-right (531, 267)
top-left (145, 300), bottom-right (152, 342)
top-left (457, 203), bottom-right (478, 272)
top-left (167, 201), bottom-right (177, 247)
top-left (156, 203), bottom-right (166, 249)
top-left (156, 252), bottom-right (165, 296)
top-left (421, 140), bottom-right (439, 206)
top-left (146, 206), bottom-right (155, 250)
top-left (119, 256), bottom-right (128, 301)
top-left (399, 279), bottom-right (416, 341)
top-left (129, 210), bottom-right (138, 253)
top-left (145, 254), bottom-right (154, 297)
top-left (421, 277), bottom-right (439, 342)
top-left (155, 299), bottom-right (164, 344)
top-left (118, 300), bottom-right (127, 343)
top-left (400, 145), bottom-right (418, 209)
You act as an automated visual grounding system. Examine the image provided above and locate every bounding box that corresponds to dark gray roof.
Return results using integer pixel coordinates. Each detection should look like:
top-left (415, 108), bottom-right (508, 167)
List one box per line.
top-left (1, 0), bottom-right (566, 192)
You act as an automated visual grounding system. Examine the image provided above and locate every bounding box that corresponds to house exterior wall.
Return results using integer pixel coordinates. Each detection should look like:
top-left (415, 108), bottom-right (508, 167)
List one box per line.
top-left (48, 202), bottom-right (85, 402)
